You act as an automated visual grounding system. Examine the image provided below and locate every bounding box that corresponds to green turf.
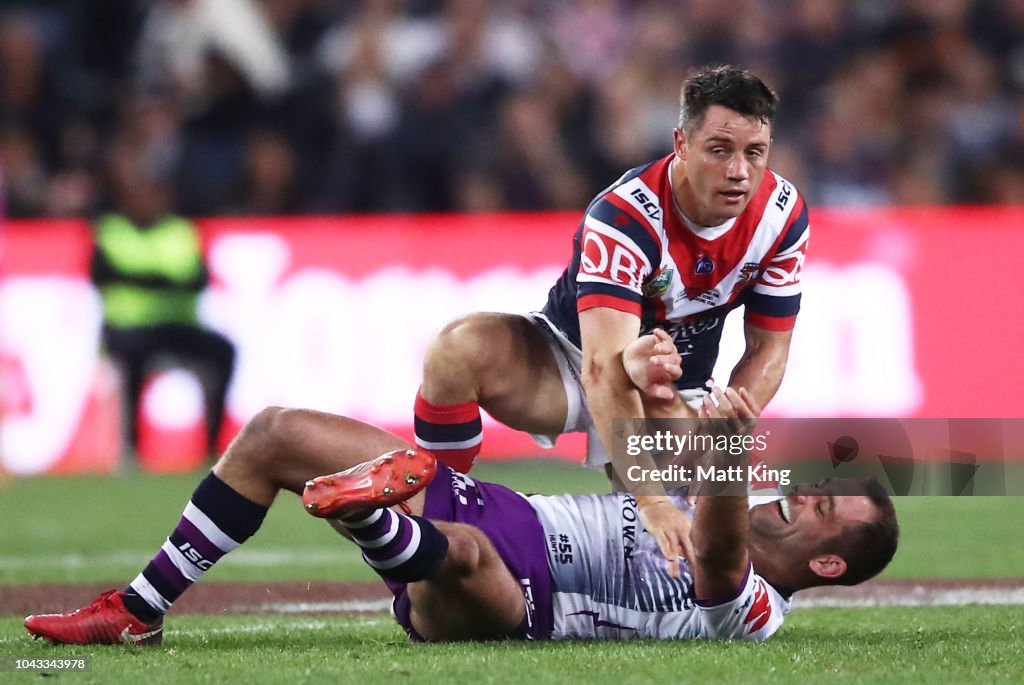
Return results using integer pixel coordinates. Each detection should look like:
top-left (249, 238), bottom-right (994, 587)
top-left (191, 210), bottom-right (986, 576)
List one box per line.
top-left (883, 496), bottom-right (1024, 578)
top-left (3, 461), bottom-right (1023, 684)
top-left (2, 606), bottom-right (1023, 684)
top-left (1, 461), bottom-right (1023, 584)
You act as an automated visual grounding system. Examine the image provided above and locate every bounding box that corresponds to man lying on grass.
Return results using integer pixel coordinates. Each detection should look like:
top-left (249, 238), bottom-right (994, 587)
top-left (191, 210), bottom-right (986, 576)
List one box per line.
top-left (26, 339), bottom-right (898, 644)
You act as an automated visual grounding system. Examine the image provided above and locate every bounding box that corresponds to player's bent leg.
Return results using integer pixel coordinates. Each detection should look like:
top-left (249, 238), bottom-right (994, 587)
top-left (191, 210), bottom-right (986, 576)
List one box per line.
top-left (214, 406), bottom-right (414, 505)
top-left (422, 313), bottom-right (568, 432)
top-left (305, 451), bottom-right (538, 642)
top-left (25, 409), bottom-right (420, 646)
top-left (407, 522), bottom-right (527, 641)
top-left (417, 313), bottom-right (568, 472)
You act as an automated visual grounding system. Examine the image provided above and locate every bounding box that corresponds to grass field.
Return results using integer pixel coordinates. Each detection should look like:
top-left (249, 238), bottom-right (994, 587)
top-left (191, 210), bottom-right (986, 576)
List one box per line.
top-left (2, 460), bottom-right (1023, 684)
top-left (3, 607), bottom-right (1024, 684)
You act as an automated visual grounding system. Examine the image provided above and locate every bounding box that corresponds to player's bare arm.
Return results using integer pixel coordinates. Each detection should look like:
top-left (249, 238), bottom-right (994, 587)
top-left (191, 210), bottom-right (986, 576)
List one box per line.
top-left (727, 323), bottom-right (793, 413)
top-left (690, 386), bottom-right (760, 599)
top-left (579, 308), bottom-right (695, 575)
top-left (578, 306), bottom-right (644, 481)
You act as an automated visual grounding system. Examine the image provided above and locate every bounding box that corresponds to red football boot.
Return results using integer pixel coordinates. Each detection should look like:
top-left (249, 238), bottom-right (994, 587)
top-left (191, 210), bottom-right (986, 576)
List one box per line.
top-left (302, 447), bottom-right (437, 518)
top-left (25, 590), bottom-right (163, 646)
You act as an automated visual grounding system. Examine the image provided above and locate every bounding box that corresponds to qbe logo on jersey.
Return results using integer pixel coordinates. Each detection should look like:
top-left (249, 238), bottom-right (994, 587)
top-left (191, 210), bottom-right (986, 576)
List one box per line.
top-left (579, 227), bottom-right (647, 291)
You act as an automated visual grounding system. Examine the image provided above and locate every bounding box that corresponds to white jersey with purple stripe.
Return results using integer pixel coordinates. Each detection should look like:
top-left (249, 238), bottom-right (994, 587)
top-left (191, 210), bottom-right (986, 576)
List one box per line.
top-left (526, 492), bottom-right (790, 641)
top-left (541, 154), bottom-right (809, 390)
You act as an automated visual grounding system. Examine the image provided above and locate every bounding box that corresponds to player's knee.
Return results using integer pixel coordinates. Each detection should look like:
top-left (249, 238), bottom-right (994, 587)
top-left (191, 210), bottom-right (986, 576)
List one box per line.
top-left (423, 315), bottom-right (506, 387)
top-left (228, 406), bottom-right (289, 468)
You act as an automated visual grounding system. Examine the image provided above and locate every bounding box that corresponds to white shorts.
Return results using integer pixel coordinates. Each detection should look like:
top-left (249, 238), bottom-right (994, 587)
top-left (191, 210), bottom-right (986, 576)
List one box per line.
top-left (525, 312), bottom-right (708, 470)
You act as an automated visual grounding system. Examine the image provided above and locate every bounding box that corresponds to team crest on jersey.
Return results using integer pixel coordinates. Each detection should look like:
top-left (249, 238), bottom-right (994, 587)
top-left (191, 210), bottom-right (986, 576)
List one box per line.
top-left (643, 267), bottom-right (674, 297)
top-left (694, 255), bottom-right (715, 275)
top-left (731, 262), bottom-right (762, 297)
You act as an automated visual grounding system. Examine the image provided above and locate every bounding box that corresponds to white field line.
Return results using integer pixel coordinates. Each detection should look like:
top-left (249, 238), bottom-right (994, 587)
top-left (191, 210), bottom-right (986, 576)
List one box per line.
top-left (794, 587), bottom-right (1024, 608)
top-left (0, 549), bottom-right (354, 570)
top-left (252, 591), bottom-right (1024, 613)
top-left (169, 616), bottom-right (391, 638)
top-left (245, 599), bottom-right (393, 614)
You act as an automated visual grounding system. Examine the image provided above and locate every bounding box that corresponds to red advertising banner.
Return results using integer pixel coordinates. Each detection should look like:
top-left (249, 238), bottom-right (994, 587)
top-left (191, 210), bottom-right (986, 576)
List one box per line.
top-left (1, 208), bottom-right (1022, 474)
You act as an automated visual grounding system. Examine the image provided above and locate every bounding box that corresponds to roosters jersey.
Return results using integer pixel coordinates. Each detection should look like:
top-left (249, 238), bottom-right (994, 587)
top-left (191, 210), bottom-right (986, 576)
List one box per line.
top-left (541, 154), bottom-right (809, 390)
top-left (527, 491), bottom-right (790, 641)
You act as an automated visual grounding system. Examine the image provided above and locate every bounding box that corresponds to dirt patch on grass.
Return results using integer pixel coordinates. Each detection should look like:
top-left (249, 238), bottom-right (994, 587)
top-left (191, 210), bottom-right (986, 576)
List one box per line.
top-left (0, 582), bottom-right (391, 617)
top-left (3, 578), bottom-right (1023, 617)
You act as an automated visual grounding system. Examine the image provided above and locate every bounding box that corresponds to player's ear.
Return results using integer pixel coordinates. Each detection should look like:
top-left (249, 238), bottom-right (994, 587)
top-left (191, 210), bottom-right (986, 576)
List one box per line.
top-left (809, 554), bottom-right (846, 580)
top-left (673, 128), bottom-right (687, 161)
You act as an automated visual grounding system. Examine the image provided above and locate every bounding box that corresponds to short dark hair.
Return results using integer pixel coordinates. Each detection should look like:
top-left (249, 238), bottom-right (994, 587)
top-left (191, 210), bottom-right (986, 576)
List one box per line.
top-left (678, 65), bottom-right (778, 135)
top-left (819, 478), bottom-right (900, 586)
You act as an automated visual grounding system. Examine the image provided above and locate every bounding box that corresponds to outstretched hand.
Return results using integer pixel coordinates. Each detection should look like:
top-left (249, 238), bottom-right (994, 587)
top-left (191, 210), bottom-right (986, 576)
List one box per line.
top-left (623, 329), bottom-right (682, 401)
top-left (689, 386), bottom-right (762, 499)
top-left (636, 495), bottom-right (694, 578)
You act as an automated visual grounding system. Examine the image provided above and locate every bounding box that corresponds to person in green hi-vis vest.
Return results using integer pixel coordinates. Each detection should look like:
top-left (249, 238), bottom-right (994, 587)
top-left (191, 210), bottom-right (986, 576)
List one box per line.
top-left (91, 170), bottom-right (235, 463)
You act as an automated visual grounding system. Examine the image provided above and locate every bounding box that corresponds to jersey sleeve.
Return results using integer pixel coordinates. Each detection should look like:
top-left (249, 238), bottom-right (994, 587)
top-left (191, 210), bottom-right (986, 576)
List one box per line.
top-left (694, 563), bottom-right (788, 641)
top-left (744, 198), bottom-right (809, 331)
top-left (575, 197), bottom-right (660, 317)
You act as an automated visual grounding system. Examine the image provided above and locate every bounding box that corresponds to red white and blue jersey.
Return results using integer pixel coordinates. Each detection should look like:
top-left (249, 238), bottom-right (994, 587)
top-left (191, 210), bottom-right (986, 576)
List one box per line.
top-left (541, 154), bottom-right (809, 390)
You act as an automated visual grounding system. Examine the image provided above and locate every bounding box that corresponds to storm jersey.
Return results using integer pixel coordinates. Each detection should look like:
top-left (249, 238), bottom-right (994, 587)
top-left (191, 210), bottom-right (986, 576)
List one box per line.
top-left (541, 154), bottom-right (809, 390)
top-left (527, 491), bottom-right (790, 641)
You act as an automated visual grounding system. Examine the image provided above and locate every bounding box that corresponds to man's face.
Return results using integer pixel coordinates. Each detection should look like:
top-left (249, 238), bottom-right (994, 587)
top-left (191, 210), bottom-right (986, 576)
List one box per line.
top-left (673, 104), bottom-right (772, 226)
top-left (749, 478), bottom-right (878, 561)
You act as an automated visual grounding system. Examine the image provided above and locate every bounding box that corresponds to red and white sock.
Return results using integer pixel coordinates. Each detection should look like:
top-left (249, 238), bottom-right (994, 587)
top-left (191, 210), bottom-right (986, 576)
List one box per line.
top-left (414, 391), bottom-right (482, 473)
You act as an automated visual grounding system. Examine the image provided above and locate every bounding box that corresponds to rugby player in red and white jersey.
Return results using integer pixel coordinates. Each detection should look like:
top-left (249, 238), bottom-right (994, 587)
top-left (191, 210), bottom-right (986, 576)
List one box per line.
top-left (414, 66), bottom-right (808, 569)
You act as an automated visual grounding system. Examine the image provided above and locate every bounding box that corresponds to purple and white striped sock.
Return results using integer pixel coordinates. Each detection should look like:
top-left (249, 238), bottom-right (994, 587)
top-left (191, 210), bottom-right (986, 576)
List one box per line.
top-left (341, 509), bottom-right (449, 584)
top-left (121, 473), bottom-right (267, 623)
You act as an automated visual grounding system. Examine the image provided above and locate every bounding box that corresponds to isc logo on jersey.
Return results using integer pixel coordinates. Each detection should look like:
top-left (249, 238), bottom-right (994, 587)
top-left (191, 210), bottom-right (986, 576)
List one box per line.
top-left (580, 228), bottom-right (645, 291)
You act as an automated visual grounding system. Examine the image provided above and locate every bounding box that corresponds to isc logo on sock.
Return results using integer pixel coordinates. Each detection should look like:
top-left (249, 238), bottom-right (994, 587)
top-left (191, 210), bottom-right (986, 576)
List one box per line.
top-left (178, 542), bottom-right (213, 570)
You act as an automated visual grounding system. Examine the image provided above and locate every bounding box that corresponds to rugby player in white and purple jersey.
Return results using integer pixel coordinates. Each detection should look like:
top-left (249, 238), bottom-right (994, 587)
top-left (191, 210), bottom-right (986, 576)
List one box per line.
top-left (414, 66), bottom-right (807, 570)
top-left (25, 377), bottom-right (898, 646)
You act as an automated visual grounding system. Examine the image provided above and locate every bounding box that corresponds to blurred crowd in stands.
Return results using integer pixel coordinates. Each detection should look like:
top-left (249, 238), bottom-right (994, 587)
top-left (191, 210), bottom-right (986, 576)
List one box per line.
top-left (2, 0), bottom-right (1023, 219)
